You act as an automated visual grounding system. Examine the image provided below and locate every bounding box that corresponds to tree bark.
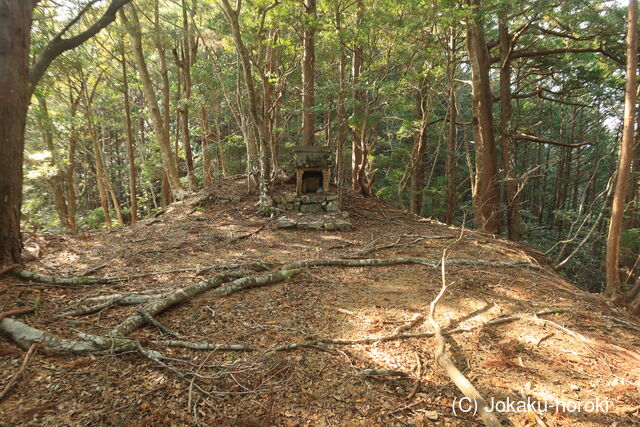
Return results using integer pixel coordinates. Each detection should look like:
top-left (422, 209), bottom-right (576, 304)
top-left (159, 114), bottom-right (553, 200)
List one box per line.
top-left (219, 0), bottom-right (272, 207)
top-left (351, 1), bottom-right (365, 192)
top-left (36, 95), bottom-right (71, 230)
top-left (466, 0), bottom-right (501, 234)
top-left (606, 0), bottom-right (638, 299)
top-left (0, 0), bottom-right (131, 264)
top-left (0, 1), bottom-right (32, 264)
top-left (445, 34), bottom-right (458, 225)
top-left (498, 11), bottom-right (521, 240)
top-left (65, 85), bottom-right (79, 233)
top-left (80, 78), bottom-right (113, 229)
top-left (178, 0), bottom-right (198, 189)
top-left (301, 0), bottom-right (316, 147)
top-left (335, 6), bottom-right (347, 206)
top-left (121, 42), bottom-right (138, 224)
top-left (408, 76), bottom-right (430, 216)
top-left (121, 5), bottom-right (187, 200)
top-left (200, 107), bottom-right (214, 188)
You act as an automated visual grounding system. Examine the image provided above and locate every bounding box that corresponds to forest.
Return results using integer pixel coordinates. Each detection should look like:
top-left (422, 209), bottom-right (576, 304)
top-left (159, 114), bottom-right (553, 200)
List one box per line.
top-left (0, 0), bottom-right (639, 425)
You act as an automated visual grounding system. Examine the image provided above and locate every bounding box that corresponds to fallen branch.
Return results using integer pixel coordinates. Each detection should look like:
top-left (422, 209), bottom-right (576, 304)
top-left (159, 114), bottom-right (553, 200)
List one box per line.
top-left (357, 234), bottom-right (450, 256)
top-left (227, 225), bottom-right (265, 244)
top-left (0, 307), bottom-right (34, 322)
top-left (427, 243), bottom-right (501, 427)
top-left (0, 343), bottom-right (38, 401)
top-left (357, 369), bottom-right (407, 377)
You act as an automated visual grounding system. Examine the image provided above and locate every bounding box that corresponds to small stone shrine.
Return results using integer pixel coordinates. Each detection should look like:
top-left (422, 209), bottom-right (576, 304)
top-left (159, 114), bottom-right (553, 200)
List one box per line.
top-left (274, 146), bottom-right (352, 231)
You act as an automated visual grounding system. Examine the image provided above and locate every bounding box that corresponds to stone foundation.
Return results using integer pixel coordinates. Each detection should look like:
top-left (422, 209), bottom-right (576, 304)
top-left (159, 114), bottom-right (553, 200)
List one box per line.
top-left (276, 213), bottom-right (352, 231)
top-left (272, 192), bottom-right (352, 231)
top-left (272, 193), bottom-right (340, 214)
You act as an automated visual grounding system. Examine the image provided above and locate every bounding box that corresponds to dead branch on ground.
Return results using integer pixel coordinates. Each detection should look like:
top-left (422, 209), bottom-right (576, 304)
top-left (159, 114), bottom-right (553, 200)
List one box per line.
top-left (427, 239), bottom-right (501, 427)
top-left (227, 225), bottom-right (265, 244)
top-left (0, 343), bottom-right (39, 401)
top-left (0, 307), bottom-right (34, 322)
top-left (357, 234), bottom-right (453, 256)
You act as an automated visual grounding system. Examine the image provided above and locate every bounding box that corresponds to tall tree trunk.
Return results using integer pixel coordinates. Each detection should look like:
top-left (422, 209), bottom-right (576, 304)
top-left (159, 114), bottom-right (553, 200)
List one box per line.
top-left (466, 0), bottom-right (501, 234)
top-left (214, 112), bottom-right (227, 177)
top-left (179, 0), bottom-right (197, 189)
top-left (219, 0), bottom-right (272, 207)
top-left (351, 1), bottom-right (365, 192)
top-left (121, 42), bottom-right (138, 224)
top-left (301, 0), bottom-right (316, 147)
top-left (409, 76), bottom-right (430, 216)
top-left (66, 91), bottom-right (79, 233)
top-left (606, 0), bottom-right (638, 305)
top-left (81, 81), bottom-right (113, 230)
top-left (121, 5), bottom-right (187, 200)
top-left (0, 2), bottom-right (31, 264)
top-left (498, 12), bottom-right (521, 240)
top-left (335, 6), bottom-right (347, 206)
top-left (36, 95), bottom-right (71, 230)
top-left (445, 33), bottom-right (458, 225)
top-left (200, 107), bottom-right (213, 188)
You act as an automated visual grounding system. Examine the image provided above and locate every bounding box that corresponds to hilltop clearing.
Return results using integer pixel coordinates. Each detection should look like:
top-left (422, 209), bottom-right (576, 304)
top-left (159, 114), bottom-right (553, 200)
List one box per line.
top-left (1, 179), bottom-right (639, 426)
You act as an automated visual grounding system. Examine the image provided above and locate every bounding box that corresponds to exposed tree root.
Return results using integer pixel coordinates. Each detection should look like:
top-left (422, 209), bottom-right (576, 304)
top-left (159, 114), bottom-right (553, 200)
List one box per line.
top-left (357, 369), bottom-right (408, 377)
top-left (110, 268), bottom-right (301, 337)
top-left (108, 269), bottom-right (251, 337)
top-left (12, 269), bottom-right (107, 286)
top-left (0, 317), bottom-right (107, 353)
top-left (12, 262), bottom-right (274, 286)
top-left (155, 340), bottom-right (258, 351)
top-left (11, 257), bottom-right (540, 289)
top-left (1, 306), bottom-right (568, 358)
top-left (55, 294), bottom-right (159, 319)
top-left (226, 224), bottom-right (265, 244)
top-left (284, 256), bottom-right (543, 271)
top-left (138, 310), bottom-right (181, 337)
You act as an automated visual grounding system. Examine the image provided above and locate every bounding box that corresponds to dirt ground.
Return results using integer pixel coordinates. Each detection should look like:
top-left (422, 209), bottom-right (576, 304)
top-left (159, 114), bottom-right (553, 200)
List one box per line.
top-left (1, 177), bottom-right (639, 426)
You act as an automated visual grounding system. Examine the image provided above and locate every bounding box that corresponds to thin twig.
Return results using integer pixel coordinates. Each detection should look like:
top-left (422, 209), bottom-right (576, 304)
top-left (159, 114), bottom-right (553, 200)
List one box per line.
top-left (0, 343), bottom-right (39, 401)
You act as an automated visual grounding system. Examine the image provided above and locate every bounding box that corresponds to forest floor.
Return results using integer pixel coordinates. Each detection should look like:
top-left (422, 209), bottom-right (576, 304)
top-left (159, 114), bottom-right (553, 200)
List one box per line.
top-left (1, 176), bottom-right (639, 426)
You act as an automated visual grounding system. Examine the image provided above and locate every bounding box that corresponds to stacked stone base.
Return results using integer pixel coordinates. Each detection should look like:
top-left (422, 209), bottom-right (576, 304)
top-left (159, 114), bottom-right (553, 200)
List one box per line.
top-left (273, 192), bottom-right (352, 231)
top-left (272, 193), bottom-right (339, 213)
top-left (276, 213), bottom-right (352, 231)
